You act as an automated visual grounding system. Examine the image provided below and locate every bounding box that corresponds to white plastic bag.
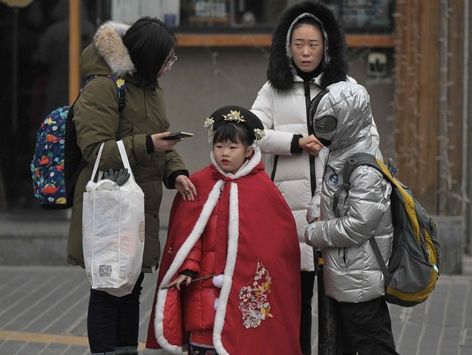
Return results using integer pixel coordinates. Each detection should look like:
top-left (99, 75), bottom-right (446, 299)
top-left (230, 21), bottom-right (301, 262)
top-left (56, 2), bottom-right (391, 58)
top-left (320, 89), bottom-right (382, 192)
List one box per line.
top-left (82, 140), bottom-right (145, 297)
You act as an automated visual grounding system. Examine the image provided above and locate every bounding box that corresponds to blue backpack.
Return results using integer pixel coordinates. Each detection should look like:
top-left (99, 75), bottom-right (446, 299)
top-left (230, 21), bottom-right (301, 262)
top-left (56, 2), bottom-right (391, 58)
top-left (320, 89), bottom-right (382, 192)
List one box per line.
top-left (31, 75), bottom-right (127, 209)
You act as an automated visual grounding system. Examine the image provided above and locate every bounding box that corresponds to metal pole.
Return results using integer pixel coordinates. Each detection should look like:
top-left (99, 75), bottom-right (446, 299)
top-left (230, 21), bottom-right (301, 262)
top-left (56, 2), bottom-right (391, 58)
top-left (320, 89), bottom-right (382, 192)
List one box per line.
top-left (316, 250), bottom-right (341, 355)
top-left (11, 6), bottom-right (19, 133)
top-left (466, 0), bottom-right (472, 255)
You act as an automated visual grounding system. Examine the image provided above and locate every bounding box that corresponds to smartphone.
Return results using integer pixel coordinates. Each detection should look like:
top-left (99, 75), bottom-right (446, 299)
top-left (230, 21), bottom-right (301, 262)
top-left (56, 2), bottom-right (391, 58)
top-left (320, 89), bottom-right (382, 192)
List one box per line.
top-left (162, 131), bottom-right (194, 140)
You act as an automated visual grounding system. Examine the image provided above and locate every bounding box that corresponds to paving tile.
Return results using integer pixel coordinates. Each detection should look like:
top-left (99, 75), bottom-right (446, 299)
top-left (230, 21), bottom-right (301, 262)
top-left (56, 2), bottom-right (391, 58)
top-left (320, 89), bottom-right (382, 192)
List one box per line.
top-left (0, 265), bottom-right (472, 355)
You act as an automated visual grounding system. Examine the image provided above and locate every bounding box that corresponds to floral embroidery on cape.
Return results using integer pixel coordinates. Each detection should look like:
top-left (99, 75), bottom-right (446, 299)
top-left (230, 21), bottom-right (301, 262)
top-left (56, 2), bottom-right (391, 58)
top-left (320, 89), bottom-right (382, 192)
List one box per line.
top-left (238, 261), bottom-right (273, 328)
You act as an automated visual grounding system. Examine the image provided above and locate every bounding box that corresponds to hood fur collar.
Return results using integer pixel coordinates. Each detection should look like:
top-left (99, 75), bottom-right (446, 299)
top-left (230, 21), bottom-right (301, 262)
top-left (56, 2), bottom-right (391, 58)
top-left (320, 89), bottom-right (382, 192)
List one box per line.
top-left (93, 21), bottom-right (135, 76)
top-left (268, 1), bottom-right (348, 91)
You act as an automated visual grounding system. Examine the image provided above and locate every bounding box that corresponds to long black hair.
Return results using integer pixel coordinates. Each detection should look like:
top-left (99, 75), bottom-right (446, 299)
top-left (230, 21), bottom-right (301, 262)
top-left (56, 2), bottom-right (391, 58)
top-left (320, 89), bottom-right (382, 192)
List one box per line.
top-left (268, 1), bottom-right (348, 91)
top-left (122, 17), bottom-right (176, 85)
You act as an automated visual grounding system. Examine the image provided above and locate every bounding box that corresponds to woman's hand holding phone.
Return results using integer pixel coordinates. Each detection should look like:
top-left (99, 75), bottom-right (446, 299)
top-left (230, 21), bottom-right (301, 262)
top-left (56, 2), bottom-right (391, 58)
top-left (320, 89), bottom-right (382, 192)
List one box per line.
top-left (151, 132), bottom-right (178, 152)
top-left (162, 131), bottom-right (194, 140)
top-left (151, 131), bottom-right (194, 152)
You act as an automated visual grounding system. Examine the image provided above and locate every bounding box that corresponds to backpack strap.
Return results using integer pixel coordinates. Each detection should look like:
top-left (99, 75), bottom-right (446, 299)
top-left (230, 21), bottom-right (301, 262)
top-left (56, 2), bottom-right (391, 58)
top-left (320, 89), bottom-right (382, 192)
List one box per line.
top-left (64, 75), bottom-right (127, 199)
top-left (369, 237), bottom-right (391, 285)
top-left (81, 74), bottom-right (127, 112)
top-left (109, 75), bottom-right (127, 112)
top-left (332, 152), bottom-right (380, 214)
top-left (333, 152), bottom-right (393, 284)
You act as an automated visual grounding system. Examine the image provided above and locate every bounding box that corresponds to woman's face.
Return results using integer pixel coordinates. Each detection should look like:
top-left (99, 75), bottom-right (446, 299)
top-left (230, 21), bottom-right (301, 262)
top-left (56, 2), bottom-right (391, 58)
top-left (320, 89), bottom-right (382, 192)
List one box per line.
top-left (290, 24), bottom-right (324, 73)
top-left (213, 139), bottom-right (253, 174)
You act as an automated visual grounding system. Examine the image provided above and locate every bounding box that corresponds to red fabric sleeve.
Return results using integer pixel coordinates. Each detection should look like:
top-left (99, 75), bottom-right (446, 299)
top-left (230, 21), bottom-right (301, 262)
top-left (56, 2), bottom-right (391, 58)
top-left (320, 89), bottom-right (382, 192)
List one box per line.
top-left (179, 238), bottom-right (202, 274)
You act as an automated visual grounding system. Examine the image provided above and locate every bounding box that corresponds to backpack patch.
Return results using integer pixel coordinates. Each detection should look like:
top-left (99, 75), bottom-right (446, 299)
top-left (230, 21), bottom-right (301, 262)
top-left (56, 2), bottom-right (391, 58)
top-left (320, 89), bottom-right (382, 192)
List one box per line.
top-left (31, 75), bottom-right (127, 209)
top-left (334, 152), bottom-right (440, 307)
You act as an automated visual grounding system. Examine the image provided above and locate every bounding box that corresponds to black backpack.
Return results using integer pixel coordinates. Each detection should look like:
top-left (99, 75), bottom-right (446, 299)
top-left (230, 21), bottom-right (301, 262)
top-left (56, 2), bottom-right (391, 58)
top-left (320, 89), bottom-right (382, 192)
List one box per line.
top-left (333, 152), bottom-right (440, 307)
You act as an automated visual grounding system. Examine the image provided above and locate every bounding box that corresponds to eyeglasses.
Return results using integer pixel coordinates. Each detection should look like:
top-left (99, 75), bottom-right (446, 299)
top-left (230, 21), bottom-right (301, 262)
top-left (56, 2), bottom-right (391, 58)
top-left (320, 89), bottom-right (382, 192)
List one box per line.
top-left (159, 55), bottom-right (178, 74)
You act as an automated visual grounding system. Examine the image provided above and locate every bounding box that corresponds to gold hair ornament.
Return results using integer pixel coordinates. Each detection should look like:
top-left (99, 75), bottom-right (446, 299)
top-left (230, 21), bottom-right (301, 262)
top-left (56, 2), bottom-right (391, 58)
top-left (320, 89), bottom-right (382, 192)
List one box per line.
top-left (223, 110), bottom-right (246, 123)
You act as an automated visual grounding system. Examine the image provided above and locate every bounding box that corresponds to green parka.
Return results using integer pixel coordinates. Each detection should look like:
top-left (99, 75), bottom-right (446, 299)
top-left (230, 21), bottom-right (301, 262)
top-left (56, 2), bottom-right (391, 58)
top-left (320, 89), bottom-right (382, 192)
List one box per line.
top-left (67, 22), bottom-right (188, 271)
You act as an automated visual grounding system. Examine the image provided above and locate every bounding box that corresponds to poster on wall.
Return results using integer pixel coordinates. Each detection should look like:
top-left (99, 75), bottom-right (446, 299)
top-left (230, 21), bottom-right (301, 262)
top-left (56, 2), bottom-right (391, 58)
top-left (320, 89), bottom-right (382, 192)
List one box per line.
top-left (112, 0), bottom-right (180, 27)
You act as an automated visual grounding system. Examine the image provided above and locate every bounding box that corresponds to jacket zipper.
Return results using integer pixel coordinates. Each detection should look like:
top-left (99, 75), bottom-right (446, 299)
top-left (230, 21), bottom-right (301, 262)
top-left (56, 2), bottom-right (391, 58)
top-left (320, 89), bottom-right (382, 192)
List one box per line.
top-left (143, 90), bottom-right (148, 119)
top-left (304, 81), bottom-right (316, 196)
top-left (270, 156), bottom-right (279, 181)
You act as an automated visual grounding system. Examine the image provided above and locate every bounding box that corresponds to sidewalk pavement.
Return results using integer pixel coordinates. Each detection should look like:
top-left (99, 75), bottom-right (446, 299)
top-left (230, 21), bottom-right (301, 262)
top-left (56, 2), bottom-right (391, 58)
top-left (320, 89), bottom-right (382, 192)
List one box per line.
top-left (0, 257), bottom-right (471, 355)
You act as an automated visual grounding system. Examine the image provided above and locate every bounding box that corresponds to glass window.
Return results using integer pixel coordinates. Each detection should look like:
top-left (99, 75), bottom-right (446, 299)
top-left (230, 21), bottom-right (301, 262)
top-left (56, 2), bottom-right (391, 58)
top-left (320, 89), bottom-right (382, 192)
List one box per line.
top-left (322, 0), bottom-right (394, 33)
top-left (110, 0), bottom-right (289, 31)
top-left (109, 0), bottom-right (394, 33)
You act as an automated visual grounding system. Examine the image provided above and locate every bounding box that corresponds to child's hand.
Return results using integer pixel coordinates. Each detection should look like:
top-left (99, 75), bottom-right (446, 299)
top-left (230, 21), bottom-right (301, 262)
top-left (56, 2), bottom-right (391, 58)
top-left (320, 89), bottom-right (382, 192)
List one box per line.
top-left (164, 274), bottom-right (192, 290)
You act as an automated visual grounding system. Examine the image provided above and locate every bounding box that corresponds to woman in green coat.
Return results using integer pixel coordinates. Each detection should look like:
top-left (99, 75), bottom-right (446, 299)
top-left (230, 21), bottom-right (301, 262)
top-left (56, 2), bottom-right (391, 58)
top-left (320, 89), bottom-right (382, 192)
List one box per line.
top-left (67, 17), bottom-right (196, 355)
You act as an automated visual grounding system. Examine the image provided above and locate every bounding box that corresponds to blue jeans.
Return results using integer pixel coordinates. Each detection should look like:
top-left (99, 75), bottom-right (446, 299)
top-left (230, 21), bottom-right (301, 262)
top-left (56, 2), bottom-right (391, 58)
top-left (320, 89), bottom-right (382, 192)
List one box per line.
top-left (87, 273), bottom-right (144, 355)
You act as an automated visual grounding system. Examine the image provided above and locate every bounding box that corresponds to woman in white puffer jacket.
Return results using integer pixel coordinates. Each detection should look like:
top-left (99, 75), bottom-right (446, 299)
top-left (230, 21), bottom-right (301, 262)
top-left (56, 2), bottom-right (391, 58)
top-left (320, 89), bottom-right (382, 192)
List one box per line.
top-left (250, 3), bottom-right (378, 354)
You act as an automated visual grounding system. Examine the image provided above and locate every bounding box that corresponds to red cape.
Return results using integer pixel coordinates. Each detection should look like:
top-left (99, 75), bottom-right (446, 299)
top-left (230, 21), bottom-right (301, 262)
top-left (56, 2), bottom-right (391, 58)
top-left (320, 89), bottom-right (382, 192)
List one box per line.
top-left (146, 159), bottom-right (301, 354)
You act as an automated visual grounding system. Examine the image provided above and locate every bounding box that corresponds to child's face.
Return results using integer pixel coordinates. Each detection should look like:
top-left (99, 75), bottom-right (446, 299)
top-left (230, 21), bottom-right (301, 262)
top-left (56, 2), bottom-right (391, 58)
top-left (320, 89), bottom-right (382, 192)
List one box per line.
top-left (213, 139), bottom-right (253, 174)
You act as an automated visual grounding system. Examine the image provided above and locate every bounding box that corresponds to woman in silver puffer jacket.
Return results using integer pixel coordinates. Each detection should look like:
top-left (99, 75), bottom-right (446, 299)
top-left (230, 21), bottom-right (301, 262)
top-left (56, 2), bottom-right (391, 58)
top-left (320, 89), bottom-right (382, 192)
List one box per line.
top-left (305, 81), bottom-right (398, 354)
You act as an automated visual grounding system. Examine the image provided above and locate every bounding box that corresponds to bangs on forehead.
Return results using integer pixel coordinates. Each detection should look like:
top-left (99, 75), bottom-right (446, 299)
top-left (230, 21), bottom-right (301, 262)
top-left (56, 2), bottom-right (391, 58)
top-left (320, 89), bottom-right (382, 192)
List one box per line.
top-left (213, 123), bottom-right (249, 145)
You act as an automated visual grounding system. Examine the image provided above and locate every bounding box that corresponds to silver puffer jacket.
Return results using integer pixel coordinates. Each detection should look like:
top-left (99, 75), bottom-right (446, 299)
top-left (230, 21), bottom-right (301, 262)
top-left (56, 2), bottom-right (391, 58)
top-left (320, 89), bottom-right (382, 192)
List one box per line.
top-left (305, 82), bottom-right (393, 303)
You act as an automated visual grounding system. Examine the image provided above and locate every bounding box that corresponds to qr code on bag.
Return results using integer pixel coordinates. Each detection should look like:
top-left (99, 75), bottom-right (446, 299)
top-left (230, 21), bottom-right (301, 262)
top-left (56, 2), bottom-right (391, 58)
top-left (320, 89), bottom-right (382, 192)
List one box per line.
top-left (98, 264), bottom-right (112, 277)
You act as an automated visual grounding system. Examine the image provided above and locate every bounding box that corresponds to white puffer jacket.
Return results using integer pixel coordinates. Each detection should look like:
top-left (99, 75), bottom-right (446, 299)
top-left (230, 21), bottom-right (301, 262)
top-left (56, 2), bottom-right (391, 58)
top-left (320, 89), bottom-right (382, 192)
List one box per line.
top-left (252, 76), bottom-right (379, 271)
top-left (305, 82), bottom-right (393, 302)
top-left (252, 76), bottom-right (326, 271)
top-left (252, 3), bottom-right (380, 271)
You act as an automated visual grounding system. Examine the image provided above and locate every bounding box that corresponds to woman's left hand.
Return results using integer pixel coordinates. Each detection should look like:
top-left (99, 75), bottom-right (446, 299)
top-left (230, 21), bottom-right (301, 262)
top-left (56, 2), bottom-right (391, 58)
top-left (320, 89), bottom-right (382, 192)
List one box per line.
top-left (175, 175), bottom-right (197, 201)
top-left (305, 136), bottom-right (324, 156)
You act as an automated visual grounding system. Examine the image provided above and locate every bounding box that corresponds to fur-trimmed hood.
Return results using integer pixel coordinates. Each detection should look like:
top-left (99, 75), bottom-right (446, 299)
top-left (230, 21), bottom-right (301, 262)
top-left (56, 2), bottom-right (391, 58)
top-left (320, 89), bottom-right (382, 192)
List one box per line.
top-left (267, 1), bottom-right (348, 91)
top-left (80, 21), bottom-right (135, 78)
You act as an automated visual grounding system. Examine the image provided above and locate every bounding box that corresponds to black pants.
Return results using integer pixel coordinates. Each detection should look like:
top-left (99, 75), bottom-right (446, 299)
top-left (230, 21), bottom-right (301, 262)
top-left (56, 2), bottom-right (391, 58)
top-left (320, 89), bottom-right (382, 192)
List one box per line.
top-left (189, 343), bottom-right (218, 355)
top-left (300, 271), bottom-right (316, 355)
top-left (333, 296), bottom-right (399, 355)
top-left (87, 273), bottom-right (144, 355)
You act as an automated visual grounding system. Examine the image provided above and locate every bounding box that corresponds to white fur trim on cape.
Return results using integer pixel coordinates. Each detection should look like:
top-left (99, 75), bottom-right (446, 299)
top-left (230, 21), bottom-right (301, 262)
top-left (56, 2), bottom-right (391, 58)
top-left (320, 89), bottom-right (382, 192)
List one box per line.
top-left (210, 145), bottom-right (262, 179)
top-left (94, 21), bottom-right (135, 76)
top-left (212, 182), bottom-right (239, 355)
top-left (154, 147), bottom-right (262, 354)
top-left (155, 180), bottom-right (223, 354)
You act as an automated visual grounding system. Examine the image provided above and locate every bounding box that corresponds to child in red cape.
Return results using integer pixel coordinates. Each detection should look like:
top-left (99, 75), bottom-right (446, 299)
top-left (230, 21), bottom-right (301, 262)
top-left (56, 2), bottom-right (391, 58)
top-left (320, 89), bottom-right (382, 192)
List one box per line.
top-left (146, 106), bottom-right (302, 354)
